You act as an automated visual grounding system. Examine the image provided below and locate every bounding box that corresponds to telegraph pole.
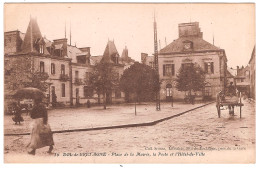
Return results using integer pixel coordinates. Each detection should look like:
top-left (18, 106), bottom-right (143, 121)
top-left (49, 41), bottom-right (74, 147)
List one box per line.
top-left (154, 12), bottom-right (161, 111)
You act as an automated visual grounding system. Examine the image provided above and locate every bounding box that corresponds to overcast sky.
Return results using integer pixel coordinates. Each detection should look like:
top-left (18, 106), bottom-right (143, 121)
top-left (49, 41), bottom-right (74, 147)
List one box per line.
top-left (5, 3), bottom-right (255, 68)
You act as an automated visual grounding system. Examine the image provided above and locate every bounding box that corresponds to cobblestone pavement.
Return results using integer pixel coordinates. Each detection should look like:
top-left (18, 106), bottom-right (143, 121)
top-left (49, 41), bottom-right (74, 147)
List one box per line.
top-left (4, 99), bottom-right (255, 163)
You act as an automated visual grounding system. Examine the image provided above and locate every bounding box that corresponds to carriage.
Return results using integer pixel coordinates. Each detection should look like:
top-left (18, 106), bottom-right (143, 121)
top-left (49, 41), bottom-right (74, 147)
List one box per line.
top-left (216, 91), bottom-right (244, 118)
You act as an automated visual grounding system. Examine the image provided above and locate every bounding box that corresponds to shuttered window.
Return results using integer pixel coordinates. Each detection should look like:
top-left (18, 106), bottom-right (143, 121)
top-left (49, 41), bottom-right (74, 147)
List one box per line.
top-left (163, 64), bottom-right (175, 76)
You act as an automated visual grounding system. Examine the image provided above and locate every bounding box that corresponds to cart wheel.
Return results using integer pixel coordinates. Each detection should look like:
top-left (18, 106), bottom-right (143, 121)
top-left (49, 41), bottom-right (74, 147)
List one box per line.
top-left (217, 106), bottom-right (221, 118)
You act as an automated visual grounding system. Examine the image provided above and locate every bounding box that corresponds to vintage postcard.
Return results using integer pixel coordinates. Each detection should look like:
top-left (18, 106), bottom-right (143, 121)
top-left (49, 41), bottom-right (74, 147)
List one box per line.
top-left (3, 3), bottom-right (255, 163)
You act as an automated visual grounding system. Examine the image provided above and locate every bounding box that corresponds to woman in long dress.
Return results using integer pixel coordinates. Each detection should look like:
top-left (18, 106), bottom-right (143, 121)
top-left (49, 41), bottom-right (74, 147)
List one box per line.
top-left (27, 98), bottom-right (54, 155)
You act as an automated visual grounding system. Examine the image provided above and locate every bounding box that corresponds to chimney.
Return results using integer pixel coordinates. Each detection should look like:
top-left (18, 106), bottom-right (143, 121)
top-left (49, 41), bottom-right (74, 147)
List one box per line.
top-left (53, 38), bottom-right (68, 57)
top-left (141, 53), bottom-right (148, 64)
top-left (79, 47), bottom-right (90, 53)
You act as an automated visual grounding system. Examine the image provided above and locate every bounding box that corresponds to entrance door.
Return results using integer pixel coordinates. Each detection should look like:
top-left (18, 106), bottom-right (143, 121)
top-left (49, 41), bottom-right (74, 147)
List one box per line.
top-left (166, 84), bottom-right (173, 102)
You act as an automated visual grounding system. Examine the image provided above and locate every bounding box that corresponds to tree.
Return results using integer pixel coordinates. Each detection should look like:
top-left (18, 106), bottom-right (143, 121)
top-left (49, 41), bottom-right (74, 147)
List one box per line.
top-left (89, 62), bottom-right (119, 109)
top-left (25, 71), bottom-right (49, 92)
top-left (5, 57), bottom-right (49, 92)
top-left (120, 62), bottom-right (160, 115)
top-left (175, 63), bottom-right (205, 103)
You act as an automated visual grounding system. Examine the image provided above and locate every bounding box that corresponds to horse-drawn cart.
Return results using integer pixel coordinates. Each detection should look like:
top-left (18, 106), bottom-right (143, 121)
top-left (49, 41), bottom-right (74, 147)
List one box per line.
top-left (216, 91), bottom-right (244, 118)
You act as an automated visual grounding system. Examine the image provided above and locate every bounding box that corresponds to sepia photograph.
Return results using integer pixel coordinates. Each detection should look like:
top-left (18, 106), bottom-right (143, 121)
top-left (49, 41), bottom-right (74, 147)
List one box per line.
top-left (3, 2), bottom-right (256, 163)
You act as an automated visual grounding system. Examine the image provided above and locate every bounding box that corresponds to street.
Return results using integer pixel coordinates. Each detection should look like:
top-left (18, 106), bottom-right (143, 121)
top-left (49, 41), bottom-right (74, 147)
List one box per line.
top-left (4, 99), bottom-right (255, 163)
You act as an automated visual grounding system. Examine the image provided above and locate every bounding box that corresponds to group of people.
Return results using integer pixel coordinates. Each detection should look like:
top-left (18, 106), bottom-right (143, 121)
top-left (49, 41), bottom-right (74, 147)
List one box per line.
top-left (12, 98), bottom-right (54, 155)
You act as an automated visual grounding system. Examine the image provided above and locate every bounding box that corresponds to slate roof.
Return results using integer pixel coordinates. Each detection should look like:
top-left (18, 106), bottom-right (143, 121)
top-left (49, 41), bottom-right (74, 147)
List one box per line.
top-left (159, 36), bottom-right (221, 55)
top-left (21, 17), bottom-right (43, 53)
top-left (101, 40), bottom-right (119, 63)
top-left (90, 55), bottom-right (103, 65)
top-left (120, 47), bottom-right (135, 64)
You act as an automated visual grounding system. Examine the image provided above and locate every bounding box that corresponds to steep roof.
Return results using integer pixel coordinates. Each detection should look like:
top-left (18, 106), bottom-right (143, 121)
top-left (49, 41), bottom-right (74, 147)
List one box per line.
top-left (249, 45), bottom-right (255, 64)
top-left (67, 45), bottom-right (82, 62)
top-left (101, 40), bottom-right (119, 63)
top-left (159, 36), bottom-right (220, 54)
top-left (21, 17), bottom-right (43, 53)
top-left (120, 46), bottom-right (135, 64)
top-left (227, 67), bottom-right (236, 78)
top-left (90, 55), bottom-right (103, 65)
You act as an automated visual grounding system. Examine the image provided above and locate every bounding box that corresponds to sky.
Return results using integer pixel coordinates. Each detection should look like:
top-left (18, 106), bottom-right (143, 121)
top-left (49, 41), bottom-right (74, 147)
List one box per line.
top-left (4, 3), bottom-right (255, 68)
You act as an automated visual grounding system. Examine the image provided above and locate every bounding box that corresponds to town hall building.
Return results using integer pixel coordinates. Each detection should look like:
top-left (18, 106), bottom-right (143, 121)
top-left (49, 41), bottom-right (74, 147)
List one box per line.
top-left (142, 22), bottom-right (228, 101)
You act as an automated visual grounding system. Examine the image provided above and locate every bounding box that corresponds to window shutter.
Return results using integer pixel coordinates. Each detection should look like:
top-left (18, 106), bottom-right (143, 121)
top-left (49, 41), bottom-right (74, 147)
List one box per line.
top-left (163, 65), bottom-right (166, 76)
top-left (172, 64), bottom-right (175, 76)
top-left (204, 63), bottom-right (208, 73)
top-left (211, 62), bottom-right (214, 73)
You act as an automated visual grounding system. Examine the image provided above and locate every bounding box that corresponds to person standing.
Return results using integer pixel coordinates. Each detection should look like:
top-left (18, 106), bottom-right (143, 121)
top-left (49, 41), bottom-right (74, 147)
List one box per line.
top-left (27, 98), bottom-right (54, 155)
top-left (226, 82), bottom-right (236, 115)
top-left (12, 102), bottom-right (24, 125)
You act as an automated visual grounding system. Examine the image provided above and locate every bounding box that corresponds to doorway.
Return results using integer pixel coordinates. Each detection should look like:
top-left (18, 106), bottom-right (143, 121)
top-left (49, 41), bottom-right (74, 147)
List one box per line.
top-left (166, 84), bottom-right (173, 102)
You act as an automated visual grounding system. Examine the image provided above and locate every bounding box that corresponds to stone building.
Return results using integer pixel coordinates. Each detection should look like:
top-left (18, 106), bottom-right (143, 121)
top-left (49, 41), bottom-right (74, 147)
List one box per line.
top-left (249, 46), bottom-right (255, 99)
top-left (142, 22), bottom-right (228, 101)
top-left (235, 46), bottom-right (256, 99)
top-left (4, 17), bottom-right (135, 107)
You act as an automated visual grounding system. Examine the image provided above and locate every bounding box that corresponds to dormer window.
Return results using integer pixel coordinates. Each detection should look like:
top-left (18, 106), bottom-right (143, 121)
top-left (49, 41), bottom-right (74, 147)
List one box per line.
top-left (39, 44), bottom-right (44, 54)
top-left (60, 49), bottom-right (63, 57)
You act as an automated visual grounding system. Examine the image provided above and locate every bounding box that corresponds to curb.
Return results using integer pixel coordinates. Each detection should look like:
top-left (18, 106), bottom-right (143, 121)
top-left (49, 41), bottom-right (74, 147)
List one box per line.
top-left (4, 102), bottom-right (215, 136)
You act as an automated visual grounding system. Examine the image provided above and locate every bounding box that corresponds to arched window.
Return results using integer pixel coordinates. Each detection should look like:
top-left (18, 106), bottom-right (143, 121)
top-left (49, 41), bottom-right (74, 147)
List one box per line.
top-left (166, 84), bottom-right (172, 97)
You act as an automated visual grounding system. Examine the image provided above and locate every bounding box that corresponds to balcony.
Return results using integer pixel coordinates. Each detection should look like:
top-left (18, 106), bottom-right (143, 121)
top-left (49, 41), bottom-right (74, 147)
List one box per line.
top-left (59, 74), bottom-right (70, 82)
top-left (74, 78), bottom-right (84, 86)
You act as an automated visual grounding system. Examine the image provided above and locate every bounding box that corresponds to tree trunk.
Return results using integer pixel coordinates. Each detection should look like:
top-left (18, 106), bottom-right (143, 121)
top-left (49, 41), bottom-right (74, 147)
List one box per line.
top-left (98, 92), bottom-right (100, 104)
top-left (103, 92), bottom-right (106, 109)
top-left (135, 93), bottom-right (137, 116)
top-left (189, 89), bottom-right (192, 104)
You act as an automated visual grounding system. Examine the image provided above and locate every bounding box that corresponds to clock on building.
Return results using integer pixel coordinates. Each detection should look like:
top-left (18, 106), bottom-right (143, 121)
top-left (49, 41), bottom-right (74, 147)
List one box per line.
top-left (184, 43), bottom-right (191, 49)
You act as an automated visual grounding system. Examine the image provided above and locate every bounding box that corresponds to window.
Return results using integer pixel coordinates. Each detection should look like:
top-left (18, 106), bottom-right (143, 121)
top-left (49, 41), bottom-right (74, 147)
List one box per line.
top-left (51, 63), bottom-right (55, 74)
top-left (149, 62), bottom-right (154, 68)
top-left (85, 72), bottom-right (90, 81)
top-left (166, 84), bottom-right (172, 97)
top-left (39, 44), bottom-right (44, 54)
top-left (61, 64), bottom-right (65, 75)
top-left (60, 49), bottom-right (63, 57)
top-left (204, 62), bottom-right (214, 74)
top-left (84, 86), bottom-right (93, 97)
top-left (204, 83), bottom-right (212, 96)
top-left (61, 83), bottom-right (65, 97)
top-left (40, 61), bottom-right (45, 73)
top-left (75, 71), bottom-right (79, 79)
top-left (115, 89), bottom-right (121, 98)
top-left (163, 64), bottom-right (175, 76)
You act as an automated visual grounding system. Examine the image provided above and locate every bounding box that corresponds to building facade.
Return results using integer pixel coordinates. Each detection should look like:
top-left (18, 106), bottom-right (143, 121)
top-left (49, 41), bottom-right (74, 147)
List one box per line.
top-left (249, 46), bottom-right (256, 99)
top-left (142, 22), bottom-right (228, 101)
top-left (4, 17), bottom-right (135, 107)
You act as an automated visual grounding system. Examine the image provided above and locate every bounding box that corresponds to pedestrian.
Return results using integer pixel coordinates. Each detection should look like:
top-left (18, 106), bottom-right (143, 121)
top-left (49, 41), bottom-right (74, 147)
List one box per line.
top-left (87, 100), bottom-right (91, 108)
top-left (27, 97), bottom-right (54, 155)
top-left (226, 82), bottom-right (236, 115)
top-left (12, 102), bottom-right (24, 125)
